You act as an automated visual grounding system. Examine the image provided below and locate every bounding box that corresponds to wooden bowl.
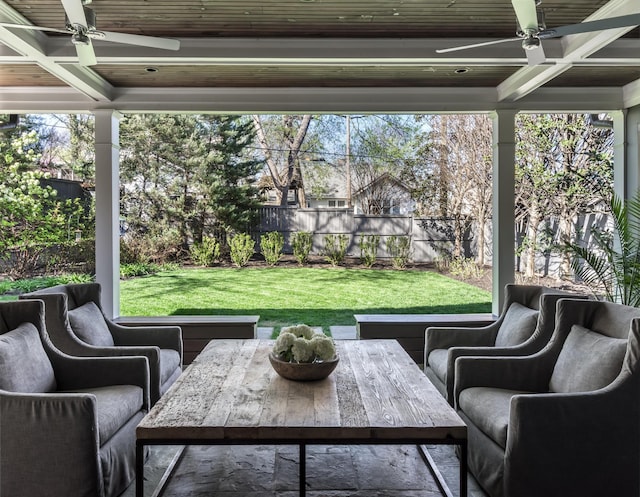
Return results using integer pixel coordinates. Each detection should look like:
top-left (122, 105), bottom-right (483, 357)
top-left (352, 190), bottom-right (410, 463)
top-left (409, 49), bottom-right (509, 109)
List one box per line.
top-left (269, 353), bottom-right (339, 381)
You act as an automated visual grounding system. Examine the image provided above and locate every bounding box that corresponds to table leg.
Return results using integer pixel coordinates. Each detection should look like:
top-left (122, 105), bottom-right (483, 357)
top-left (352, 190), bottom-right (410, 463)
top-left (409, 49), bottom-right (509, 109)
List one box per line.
top-left (459, 441), bottom-right (468, 497)
top-left (136, 441), bottom-right (144, 497)
top-left (299, 443), bottom-right (306, 497)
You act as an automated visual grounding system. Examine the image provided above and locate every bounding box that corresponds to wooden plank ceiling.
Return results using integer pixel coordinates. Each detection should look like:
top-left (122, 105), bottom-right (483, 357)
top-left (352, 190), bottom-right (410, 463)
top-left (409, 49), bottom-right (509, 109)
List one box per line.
top-left (0, 0), bottom-right (639, 111)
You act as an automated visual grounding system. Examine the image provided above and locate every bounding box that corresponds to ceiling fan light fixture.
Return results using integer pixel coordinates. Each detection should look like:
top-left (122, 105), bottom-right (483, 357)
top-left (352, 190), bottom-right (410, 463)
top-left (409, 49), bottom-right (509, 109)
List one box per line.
top-left (71, 32), bottom-right (90, 45)
top-left (521, 36), bottom-right (540, 50)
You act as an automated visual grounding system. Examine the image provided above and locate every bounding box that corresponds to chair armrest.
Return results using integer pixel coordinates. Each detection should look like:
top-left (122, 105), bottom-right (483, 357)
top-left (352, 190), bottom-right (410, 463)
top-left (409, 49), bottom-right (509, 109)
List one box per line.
top-left (108, 321), bottom-right (183, 356)
top-left (505, 382), bottom-right (639, 497)
top-left (0, 391), bottom-right (102, 496)
top-left (425, 324), bottom-right (499, 358)
top-left (453, 354), bottom-right (553, 407)
top-left (51, 354), bottom-right (150, 409)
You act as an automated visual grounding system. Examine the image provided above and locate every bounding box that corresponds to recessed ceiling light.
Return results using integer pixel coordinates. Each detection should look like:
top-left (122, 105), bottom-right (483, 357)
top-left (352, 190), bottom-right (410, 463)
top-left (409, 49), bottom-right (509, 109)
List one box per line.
top-left (454, 67), bottom-right (469, 74)
top-left (145, 67), bottom-right (159, 73)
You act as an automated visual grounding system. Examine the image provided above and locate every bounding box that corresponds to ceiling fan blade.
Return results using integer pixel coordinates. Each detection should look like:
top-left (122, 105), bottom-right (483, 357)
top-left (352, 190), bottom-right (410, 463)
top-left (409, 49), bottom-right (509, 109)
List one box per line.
top-left (61, 0), bottom-right (88, 28)
top-left (98, 30), bottom-right (180, 51)
top-left (538, 13), bottom-right (640, 39)
top-left (0, 22), bottom-right (68, 34)
top-left (511, 0), bottom-right (539, 32)
top-left (436, 37), bottom-right (521, 53)
top-left (75, 41), bottom-right (97, 66)
top-left (526, 44), bottom-right (546, 66)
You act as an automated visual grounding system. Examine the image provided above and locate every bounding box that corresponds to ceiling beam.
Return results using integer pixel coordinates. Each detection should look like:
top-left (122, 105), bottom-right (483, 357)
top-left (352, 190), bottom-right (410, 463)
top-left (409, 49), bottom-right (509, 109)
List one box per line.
top-left (497, 0), bottom-right (640, 102)
top-left (0, 1), bottom-right (113, 101)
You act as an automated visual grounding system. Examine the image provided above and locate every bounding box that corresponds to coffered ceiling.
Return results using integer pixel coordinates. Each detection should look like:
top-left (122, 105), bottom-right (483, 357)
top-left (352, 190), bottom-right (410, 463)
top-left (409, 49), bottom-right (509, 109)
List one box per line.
top-left (0, 0), bottom-right (639, 113)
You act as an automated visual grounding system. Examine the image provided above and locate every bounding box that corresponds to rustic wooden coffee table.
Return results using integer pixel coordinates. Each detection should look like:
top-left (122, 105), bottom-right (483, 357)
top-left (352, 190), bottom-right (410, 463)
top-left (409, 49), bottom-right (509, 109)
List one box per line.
top-left (136, 339), bottom-right (467, 497)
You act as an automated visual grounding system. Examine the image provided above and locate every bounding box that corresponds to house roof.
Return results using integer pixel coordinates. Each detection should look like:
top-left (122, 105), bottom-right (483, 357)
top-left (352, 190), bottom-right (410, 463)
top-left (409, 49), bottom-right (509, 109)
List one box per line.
top-left (0, 0), bottom-right (639, 114)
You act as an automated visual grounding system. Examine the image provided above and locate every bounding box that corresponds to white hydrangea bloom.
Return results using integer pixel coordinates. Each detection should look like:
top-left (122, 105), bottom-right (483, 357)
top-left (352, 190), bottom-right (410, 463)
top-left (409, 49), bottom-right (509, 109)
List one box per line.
top-left (311, 335), bottom-right (336, 361)
top-left (273, 331), bottom-right (296, 356)
top-left (291, 337), bottom-right (315, 362)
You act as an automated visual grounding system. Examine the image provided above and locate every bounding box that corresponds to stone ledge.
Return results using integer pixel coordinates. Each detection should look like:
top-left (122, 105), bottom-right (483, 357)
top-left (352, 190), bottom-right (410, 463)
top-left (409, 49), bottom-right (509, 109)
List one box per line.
top-left (355, 313), bottom-right (496, 364)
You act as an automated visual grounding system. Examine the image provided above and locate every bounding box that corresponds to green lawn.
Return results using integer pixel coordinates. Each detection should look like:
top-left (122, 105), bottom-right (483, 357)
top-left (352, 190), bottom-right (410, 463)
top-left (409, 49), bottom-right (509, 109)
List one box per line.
top-left (120, 267), bottom-right (491, 330)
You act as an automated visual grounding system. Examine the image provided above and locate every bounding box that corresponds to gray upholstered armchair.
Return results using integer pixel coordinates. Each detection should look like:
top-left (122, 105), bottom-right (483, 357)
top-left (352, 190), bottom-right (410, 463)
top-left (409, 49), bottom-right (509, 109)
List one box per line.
top-left (21, 282), bottom-right (182, 405)
top-left (425, 284), bottom-right (580, 403)
top-left (454, 298), bottom-right (640, 497)
top-left (0, 299), bottom-right (150, 497)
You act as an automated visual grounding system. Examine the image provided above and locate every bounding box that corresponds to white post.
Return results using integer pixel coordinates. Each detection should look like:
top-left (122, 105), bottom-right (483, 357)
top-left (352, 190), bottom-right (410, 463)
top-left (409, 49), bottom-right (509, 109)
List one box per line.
top-left (491, 110), bottom-right (517, 315)
top-left (612, 110), bottom-right (628, 200)
top-left (94, 110), bottom-right (121, 319)
top-left (624, 106), bottom-right (640, 199)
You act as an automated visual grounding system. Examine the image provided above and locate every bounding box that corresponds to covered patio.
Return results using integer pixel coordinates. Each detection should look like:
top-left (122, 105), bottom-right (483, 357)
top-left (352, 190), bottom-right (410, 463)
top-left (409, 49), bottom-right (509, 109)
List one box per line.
top-left (1, 0), bottom-right (640, 318)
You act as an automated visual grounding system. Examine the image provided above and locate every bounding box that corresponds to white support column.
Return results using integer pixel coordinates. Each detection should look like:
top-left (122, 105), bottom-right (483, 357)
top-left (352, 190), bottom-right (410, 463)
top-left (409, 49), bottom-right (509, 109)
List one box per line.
top-left (94, 110), bottom-right (121, 319)
top-left (491, 110), bottom-right (517, 315)
top-left (612, 110), bottom-right (628, 200)
top-left (624, 106), bottom-right (640, 199)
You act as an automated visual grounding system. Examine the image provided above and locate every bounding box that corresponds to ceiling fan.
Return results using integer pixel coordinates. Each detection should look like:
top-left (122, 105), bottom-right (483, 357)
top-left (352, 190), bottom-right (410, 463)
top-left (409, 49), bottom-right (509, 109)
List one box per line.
top-left (436, 0), bottom-right (640, 66)
top-left (0, 0), bottom-right (180, 66)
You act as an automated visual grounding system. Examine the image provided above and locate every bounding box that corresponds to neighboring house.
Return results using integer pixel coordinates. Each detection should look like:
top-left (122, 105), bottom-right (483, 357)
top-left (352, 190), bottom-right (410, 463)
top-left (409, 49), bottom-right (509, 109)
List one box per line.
top-left (306, 169), bottom-right (349, 209)
top-left (352, 172), bottom-right (415, 215)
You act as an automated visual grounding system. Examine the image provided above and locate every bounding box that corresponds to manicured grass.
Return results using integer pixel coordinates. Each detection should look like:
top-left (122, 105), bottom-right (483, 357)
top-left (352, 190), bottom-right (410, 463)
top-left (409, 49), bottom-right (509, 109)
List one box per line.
top-left (120, 267), bottom-right (491, 330)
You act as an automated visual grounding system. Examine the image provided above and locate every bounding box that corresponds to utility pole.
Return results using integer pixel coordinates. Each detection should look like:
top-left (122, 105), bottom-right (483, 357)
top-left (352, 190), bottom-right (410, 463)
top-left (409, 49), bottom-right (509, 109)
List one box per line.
top-left (346, 115), bottom-right (352, 208)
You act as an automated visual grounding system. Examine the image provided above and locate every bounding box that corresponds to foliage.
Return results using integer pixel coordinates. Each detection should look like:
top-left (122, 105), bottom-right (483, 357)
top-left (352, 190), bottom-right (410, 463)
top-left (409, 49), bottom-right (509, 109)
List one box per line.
top-left (448, 257), bottom-right (482, 279)
top-left (273, 324), bottom-right (336, 363)
top-left (190, 236), bottom-right (221, 267)
top-left (322, 234), bottom-right (349, 266)
top-left (359, 234), bottom-right (380, 267)
top-left (0, 123), bottom-right (87, 279)
top-left (120, 262), bottom-right (162, 279)
top-left (119, 267), bottom-right (492, 329)
top-left (515, 113), bottom-right (613, 278)
top-left (229, 233), bottom-right (255, 267)
top-left (0, 273), bottom-right (93, 295)
top-left (260, 231), bottom-right (284, 266)
top-left (120, 230), bottom-right (184, 265)
top-left (120, 115), bottom-right (262, 251)
top-left (565, 192), bottom-right (640, 306)
top-left (386, 235), bottom-right (411, 269)
top-left (292, 231), bottom-right (313, 265)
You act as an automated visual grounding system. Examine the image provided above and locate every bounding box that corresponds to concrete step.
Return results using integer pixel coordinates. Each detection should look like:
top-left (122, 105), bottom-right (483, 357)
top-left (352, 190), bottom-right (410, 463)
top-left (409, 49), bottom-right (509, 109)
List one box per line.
top-left (257, 326), bottom-right (357, 339)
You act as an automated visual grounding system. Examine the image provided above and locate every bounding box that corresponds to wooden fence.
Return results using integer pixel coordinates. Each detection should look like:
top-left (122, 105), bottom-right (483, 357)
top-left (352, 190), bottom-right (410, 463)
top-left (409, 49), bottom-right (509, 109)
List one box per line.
top-left (257, 207), bottom-right (477, 263)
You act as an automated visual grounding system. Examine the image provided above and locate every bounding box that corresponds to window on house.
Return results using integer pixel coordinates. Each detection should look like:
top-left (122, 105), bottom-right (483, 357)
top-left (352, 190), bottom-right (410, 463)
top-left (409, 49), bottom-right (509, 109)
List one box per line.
top-left (329, 200), bottom-right (336, 207)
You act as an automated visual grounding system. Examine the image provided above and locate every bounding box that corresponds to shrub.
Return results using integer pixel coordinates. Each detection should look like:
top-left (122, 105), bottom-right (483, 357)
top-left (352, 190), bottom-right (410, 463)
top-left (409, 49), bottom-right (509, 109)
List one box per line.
top-left (260, 231), bottom-right (284, 266)
top-left (292, 231), bottom-right (313, 265)
top-left (323, 234), bottom-right (349, 267)
top-left (386, 235), bottom-right (411, 269)
top-left (120, 262), bottom-right (160, 279)
top-left (449, 257), bottom-right (481, 279)
top-left (190, 237), bottom-right (221, 267)
top-left (120, 230), bottom-right (184, 265)
top-left (358, 234), bottom-right (380, 268)
top-left (229, 233), bottom-right (255, 267)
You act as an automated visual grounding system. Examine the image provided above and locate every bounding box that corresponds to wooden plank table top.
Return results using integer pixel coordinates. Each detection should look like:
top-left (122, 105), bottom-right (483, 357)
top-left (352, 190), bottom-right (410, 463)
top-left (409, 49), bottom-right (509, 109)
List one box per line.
top-left (137, 339), bottom-right (466, 444)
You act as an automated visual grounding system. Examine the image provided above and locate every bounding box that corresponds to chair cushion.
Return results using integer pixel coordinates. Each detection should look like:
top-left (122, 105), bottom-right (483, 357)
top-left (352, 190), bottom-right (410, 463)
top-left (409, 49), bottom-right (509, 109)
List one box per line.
top-left (549, 324), bottom-right (627, 393)
top-left (66, 385), bottom-right (144, 444)
top-left (427, 349), bottom-right (449, 383)
top-left (68, 302), bottom-right (115, 347)
top-left (458, 387), bottom-right (530, 449)
top-left (0, 322), bottom-right (57, 393)
top-left (494, 302), bottom-right (539, 347)
top-left (160, 349), bottom-right (181, 384)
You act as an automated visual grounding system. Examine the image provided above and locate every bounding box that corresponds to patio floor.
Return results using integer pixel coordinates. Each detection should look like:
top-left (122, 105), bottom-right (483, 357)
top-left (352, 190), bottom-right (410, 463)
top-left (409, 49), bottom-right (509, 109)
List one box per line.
top-left (122, 443), bottom-right (487, 497)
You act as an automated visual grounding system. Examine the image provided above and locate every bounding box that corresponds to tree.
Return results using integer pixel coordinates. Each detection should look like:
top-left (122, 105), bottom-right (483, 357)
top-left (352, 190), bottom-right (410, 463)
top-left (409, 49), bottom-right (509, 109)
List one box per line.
top-left (253, 115), bottom-right (312, 206)
top-left (515, 114), bottom-right (613, 278)
top-left (0, 119), bottom-right (85, 278)
top-left (119, 114), bottom-right (261, 253)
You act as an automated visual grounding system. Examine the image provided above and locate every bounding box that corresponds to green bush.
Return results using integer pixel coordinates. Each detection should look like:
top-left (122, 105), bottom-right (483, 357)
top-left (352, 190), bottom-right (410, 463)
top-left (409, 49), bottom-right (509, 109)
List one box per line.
top-left (449, 257), bottom-right (481, 279)
top-left (0, 273), bottom-right (94, 295)
top-left (120, 262), bottom-right (160, 279)
top-left (190, 237), bottom-right (221, 267)
top-left (260, 231), bottom-right (284, 266)
top-left (120, 230), bottom-right (184, 265)
top-left (359, 234), bottom-right (380, 268)
top-left (386, 235), bottom-right (411, 269)
top-left (292, 231), bottom-right (313, 265)
top-left (229, 233), bottom-right (255, 267)
top-left (323, 234), bottom-right (349, 267)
